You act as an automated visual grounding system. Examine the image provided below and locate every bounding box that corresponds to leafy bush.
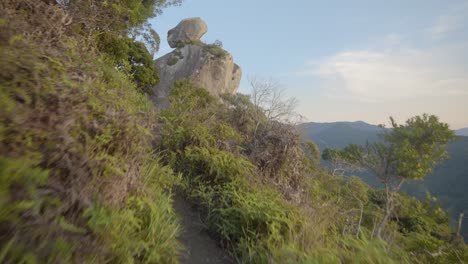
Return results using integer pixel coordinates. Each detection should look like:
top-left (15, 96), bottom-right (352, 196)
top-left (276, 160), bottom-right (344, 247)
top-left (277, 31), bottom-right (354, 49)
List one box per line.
top-left (167, 56), bottom-right (179, 66)
top-left (98, 34), bottom-right (160, 94)
top-left (204, 43), bottom-right (229, 59)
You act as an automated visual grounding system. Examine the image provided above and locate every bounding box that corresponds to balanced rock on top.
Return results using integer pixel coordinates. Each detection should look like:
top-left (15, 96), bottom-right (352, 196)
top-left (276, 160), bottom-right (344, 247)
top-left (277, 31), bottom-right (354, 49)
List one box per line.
top-left (167, 17), bottom-right (208, 48)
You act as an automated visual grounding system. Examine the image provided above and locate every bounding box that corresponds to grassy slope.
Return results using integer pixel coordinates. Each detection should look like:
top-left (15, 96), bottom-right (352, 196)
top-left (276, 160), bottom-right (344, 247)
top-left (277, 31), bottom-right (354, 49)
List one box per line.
top-left (0, 1), bottom-right (181, 262)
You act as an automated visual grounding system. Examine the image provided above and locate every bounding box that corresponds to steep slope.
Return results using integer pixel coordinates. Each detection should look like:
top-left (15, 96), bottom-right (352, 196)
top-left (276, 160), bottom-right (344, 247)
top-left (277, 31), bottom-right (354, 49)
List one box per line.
top-left (0, 1), bottom-right (183, 262)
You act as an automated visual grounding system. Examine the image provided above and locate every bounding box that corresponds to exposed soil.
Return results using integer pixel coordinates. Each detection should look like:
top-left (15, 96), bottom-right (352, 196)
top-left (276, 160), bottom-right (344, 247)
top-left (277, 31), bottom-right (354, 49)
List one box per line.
top-left (173, 194), bottom-right (233, 264)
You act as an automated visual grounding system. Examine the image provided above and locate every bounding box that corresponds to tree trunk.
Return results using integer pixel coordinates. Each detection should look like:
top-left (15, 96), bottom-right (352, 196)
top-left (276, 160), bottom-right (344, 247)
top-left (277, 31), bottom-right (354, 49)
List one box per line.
top-left (376, 195), bottom-right (392, 239)
top-left (356, 197), bottom-right (364, 238)
top-left (376, 178), bottom-right (405, 239)
top-left (371, 217), bottom-right (377, 239)
top-left (457, 211), bottom-right (465, 237)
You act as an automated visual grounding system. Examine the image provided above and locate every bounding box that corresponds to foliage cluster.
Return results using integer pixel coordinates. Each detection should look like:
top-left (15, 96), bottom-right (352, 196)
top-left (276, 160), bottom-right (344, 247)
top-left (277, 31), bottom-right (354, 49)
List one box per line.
top-left (158, 81), bottom-right (314, 262)
top-left (174, 39), bottom-right (228, 59)
top-left (203, 43), bottom-right (229, 59)
top-left (98, 35), bottom-right (160, 94)
top-left (57, 0), bottom-right (181, 94)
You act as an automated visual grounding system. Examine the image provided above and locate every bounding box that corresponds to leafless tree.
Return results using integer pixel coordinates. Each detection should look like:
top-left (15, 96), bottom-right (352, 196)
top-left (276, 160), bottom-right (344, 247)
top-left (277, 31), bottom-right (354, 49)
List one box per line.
top-left (249, 76), bottom-right (300, 127)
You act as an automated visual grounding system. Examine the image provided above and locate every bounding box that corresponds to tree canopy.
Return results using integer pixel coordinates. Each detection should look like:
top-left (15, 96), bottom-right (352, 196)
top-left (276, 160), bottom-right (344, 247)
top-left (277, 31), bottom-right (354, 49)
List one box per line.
top-left (323, 114), bottom-right (455, 239)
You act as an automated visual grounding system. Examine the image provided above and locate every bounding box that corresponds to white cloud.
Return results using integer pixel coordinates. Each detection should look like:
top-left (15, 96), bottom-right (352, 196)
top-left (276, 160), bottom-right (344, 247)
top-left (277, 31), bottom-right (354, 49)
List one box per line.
top-left (307, 45), bottom-right (468, 102)
top-left (428, 2), bottom-right (468, 38)
top-left (430, 15), bottom-right (463, 37)
top-left (293, 2), bottom-right (468, 128)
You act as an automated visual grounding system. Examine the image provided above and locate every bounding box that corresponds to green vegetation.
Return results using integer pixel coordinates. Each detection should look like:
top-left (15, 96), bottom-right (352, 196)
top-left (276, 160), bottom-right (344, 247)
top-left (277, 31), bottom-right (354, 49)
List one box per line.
top-left (323, 115), bottom-right (455, 238)
top-left (175, 39), bottom-right (228, 59)
top-left (166, 50), bottom-right (184, 66)
top-left (167, 56), bottom-right (180, 66)
top-left (157, 81), bottom-right (467, 263)
top-left (203, 42), bottom-right (229, 59)
top-left (98, 35), bottom-right (160, 94)
top-left (175, 39), bottom-right (204, 48)
top-left (1, 0), bottom-right (467, 263)
top-left (0, 0), bottom-right (181, 262)
top-left (302, 121), bottom-right (468, 241)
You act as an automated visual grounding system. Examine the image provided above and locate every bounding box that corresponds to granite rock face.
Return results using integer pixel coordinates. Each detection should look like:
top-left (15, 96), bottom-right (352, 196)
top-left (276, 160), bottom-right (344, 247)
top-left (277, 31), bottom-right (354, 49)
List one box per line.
top-left (152, 18), bottom-right (241, 108)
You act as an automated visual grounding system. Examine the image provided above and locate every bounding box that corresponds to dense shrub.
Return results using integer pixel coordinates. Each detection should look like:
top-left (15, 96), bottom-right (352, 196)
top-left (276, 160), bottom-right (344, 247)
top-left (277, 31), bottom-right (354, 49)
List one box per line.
top-left (98, 35), bottom-right (160, 94)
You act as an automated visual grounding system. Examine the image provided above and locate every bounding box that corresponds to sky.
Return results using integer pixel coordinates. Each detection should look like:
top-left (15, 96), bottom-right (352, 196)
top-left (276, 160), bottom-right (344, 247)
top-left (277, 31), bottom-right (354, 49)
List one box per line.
top-left (151, 0), bottom-right (468, 129)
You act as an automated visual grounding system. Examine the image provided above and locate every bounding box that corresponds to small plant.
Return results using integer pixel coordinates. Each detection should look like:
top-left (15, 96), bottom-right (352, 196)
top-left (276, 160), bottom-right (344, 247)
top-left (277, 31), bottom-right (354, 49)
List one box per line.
top-left (204, 43), bottom-right (228, 59)
top-left (175, 39), bottom-right (204, 48)
top-left (167, 56), bottom-right (179, 66)
top-left (213, 39), bottom-right (223, 48)
top-left (173, 49), bottom-right (184, 59)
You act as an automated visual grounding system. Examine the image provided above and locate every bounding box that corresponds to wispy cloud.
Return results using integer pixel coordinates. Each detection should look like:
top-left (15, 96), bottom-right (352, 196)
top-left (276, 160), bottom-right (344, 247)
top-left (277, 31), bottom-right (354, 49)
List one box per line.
top-left (428, 2), bottom-right (468, 38)
top-left (430, 15), bottom-right (464, 37)
top-left (304, 44), bottom-right (468, 102)
top-left (300, 3), bottom-right (468, 103)
top-left (292, 2), bottom-right (468, 128)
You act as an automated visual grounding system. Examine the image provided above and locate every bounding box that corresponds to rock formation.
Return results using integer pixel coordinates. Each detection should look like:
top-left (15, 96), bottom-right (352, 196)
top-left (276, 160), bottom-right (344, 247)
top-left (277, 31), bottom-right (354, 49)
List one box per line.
top-left (167, 17), bottom-right (208, 48)
top-left (152, 17), bottom-right (242, 108)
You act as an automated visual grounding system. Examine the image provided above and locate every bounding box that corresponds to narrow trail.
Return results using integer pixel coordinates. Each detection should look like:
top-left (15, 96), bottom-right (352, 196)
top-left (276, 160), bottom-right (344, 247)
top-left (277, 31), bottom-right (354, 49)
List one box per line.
top-left (173, 195), bottom-right (233, 264)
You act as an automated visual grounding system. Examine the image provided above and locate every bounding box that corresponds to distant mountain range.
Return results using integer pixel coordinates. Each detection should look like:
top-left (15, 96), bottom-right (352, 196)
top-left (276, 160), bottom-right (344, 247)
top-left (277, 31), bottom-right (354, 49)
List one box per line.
top-left (456, 127), bottom-right (468, 136)
top-left (299, 121), bottom-right (468, 240)
top-left (299, 121), bottom-right (383, 149)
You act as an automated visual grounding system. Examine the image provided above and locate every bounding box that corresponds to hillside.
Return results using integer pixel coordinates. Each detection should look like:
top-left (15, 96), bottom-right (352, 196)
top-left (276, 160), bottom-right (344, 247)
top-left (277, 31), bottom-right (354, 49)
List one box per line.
top-left (299, 121), bottom-right (383, 149)
top-left (1, 1), bottom-right (467, 263)
top-left (300, 121), bottom-right (468, 241)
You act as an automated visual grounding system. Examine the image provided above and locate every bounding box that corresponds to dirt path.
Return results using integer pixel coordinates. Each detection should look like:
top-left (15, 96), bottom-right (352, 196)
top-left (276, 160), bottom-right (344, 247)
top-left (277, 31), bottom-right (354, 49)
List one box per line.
top-left (173, 195), bottom-right (233, 264)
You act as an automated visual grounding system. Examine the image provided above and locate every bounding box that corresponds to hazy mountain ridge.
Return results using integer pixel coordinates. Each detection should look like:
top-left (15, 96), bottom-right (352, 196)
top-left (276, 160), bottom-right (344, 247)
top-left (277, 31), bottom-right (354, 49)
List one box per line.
top-left (456, 127), bottom-right (468, 136)
top-left (298, 121), bottom-right (384, 149)
top-left (300, 121), bottom-right (468, 240)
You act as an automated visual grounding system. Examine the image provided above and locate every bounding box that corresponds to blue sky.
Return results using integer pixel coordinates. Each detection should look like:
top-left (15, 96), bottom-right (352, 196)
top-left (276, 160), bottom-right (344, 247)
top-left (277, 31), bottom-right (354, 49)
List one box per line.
top-left (151, 0), bottom-right (468, 129)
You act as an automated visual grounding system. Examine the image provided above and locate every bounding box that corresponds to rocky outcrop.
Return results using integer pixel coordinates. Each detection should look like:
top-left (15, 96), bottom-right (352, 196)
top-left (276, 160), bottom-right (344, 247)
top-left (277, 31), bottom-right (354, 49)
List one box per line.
top-left (152, 18), bottom-right (241, 108)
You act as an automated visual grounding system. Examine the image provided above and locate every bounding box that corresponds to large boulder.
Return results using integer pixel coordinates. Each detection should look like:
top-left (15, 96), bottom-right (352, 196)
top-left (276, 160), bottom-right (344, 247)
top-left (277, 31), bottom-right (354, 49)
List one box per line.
top-left (152, 18), bottom-right (242, 108)
top-left (167, 17), bottom-right (208, 48)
